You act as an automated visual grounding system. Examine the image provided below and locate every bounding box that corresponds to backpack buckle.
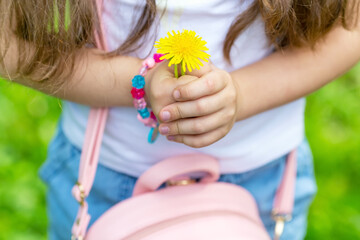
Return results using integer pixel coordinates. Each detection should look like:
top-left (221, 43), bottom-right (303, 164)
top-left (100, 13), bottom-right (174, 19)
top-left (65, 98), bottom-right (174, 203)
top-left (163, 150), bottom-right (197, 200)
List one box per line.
top-left (71, 235), bottom-right (83, 240)
top-left (166, 178), bottom-right (196, 186)
top-left (272, 212), bottom-right (292, 240)
top-left (73, 182), bottom-right (86, 205)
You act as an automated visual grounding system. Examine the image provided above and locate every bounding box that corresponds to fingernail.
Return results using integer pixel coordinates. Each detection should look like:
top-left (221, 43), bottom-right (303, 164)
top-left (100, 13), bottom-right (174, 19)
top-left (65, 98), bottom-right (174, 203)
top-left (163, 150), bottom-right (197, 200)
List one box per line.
top-left (161, 111), bottom-right (171, 121)
top-left (167, 136), bottom-right (175, 141)
top-left (173, 90), bottom-right (181, 99)
top-left (159, 126), bottom-right (170, 135)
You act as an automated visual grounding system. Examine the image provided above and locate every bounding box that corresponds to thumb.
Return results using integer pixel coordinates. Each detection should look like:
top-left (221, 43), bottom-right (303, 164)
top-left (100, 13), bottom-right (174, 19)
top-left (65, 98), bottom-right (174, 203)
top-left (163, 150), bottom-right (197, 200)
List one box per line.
top-left (185, 60), bottom-right (214, 78)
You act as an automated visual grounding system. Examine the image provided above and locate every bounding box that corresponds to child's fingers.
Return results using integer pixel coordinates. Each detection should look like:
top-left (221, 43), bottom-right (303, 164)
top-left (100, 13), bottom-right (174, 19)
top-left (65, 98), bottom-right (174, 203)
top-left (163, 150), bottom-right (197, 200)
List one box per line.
top-left (173, 70), bottom-right (229, 102)
top-left (159, 109), bottom-right (228, 136)
top-left (166, 125), bottom-right (230, 148)
top-left (159, 89), bottom-right (228, 122)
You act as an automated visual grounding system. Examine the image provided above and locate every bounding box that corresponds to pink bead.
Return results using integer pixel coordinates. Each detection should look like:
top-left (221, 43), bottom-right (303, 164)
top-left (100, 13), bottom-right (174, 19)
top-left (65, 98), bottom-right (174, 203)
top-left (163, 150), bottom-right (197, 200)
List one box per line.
top-left (143, 58), bottom-right (156, 69)
top-left (133, 98), bottom-right (147, 110)
top-left (137, 114), bottom-right (145, 123)
top-left (131, 87), bottom-right (145, 99)
top-left (137, 114), bottom-right (157, 128)
top-left (154, 54), bottom-right (165, 63)
top-left (147, 118), bottom-right (158, 128)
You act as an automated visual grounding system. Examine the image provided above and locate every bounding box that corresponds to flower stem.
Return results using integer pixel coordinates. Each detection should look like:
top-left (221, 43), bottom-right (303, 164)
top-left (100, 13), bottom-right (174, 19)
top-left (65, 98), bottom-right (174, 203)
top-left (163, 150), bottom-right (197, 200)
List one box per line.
top-left (181, 62), bottom-right (185, 76)
top-left (174, 64), bottom-right (178, 78)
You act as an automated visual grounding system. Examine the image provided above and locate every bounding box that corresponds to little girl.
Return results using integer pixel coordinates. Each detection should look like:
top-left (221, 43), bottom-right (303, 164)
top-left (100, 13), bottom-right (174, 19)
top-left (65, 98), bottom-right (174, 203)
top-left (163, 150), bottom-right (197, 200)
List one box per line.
top-left (1, 0), bottom-right (360, 239)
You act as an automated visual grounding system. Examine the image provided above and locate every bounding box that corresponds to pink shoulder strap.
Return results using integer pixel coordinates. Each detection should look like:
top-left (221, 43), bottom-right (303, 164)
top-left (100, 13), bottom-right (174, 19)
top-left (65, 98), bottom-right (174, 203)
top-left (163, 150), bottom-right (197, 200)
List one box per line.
top-left (71, 0), bottom-right (109, 239)
top-left (70, 1), bottom-right (297, 239)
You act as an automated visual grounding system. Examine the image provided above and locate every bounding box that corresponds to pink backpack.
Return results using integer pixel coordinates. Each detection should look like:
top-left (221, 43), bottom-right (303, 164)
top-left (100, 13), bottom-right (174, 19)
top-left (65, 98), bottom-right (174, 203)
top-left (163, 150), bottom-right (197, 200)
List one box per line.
top-left (70, 1), bottom-right (296, 239)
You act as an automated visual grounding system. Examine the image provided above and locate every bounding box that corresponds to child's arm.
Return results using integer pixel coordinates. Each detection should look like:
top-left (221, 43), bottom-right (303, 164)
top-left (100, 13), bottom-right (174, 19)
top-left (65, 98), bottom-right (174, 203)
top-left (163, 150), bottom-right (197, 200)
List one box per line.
top-left (157, 25), bottom-right (360, 147)
top-left (232, 25), bottom-right (360, 121)
top-left (1, 32), bottom-right (142, 107)
top-left (0, 30), bottom-right (143, 107)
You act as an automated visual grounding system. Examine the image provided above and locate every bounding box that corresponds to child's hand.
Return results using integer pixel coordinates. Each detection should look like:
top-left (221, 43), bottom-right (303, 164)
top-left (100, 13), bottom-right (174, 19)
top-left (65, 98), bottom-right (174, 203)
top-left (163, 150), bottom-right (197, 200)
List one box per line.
top-left (157, 63), bottom-right (240, 148)
top-left (145, 61), bottom-right (198, 121)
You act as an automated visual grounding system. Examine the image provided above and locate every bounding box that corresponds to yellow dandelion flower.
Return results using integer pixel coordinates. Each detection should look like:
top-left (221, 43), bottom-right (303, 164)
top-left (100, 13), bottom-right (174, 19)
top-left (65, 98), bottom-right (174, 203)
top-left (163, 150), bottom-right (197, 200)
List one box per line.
top-left (154, 30), bottom-right (210, 75)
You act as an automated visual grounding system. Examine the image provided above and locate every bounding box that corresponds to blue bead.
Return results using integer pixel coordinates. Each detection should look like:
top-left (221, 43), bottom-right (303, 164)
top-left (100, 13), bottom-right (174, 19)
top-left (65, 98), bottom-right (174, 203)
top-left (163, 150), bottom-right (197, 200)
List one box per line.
top-left (132, 75), bottom-right (145, 89)
top-left (148, 126), bottom-right (159, 143)
top-left (138, 108), bottom-right (150, 118)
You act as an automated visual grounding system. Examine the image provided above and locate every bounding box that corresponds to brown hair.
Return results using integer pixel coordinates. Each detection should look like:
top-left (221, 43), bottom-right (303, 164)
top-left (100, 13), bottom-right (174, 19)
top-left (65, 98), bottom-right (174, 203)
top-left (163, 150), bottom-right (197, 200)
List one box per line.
top-left (224, 0), bottom-right (359, 60)
top-left (0, 0), bottom-right (358, 85)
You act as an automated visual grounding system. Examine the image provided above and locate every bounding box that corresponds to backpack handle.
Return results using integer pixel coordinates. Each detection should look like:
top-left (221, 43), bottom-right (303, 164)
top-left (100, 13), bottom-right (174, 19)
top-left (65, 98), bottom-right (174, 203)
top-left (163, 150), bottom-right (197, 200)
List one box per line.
top-left (132, 154), bottom-right (220, 196)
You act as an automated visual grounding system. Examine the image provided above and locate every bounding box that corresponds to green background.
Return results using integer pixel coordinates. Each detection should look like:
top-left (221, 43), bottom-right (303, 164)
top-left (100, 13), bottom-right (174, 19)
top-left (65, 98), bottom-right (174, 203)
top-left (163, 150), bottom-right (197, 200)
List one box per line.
top-left (0, 64), bottom-right (359, 239)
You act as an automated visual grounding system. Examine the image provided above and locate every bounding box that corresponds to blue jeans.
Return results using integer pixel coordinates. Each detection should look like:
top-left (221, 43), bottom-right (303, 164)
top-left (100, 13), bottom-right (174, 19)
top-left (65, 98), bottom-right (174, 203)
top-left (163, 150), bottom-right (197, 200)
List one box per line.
top-left (39, 124), bottom-right (317, 240)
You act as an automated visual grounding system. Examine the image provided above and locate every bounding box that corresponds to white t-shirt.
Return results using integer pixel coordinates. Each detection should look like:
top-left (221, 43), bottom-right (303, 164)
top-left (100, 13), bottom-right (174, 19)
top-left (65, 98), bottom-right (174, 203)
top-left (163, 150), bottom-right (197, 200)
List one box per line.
top-left (62, 0), bottom-right (305, 177)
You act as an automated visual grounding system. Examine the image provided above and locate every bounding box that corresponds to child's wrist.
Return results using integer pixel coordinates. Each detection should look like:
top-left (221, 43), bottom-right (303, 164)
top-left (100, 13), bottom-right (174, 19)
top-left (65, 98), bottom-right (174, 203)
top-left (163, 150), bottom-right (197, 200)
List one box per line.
top-left (143, 61), bottom-right (161, 109)
top-left (230, 71), bottom-right (252, 122)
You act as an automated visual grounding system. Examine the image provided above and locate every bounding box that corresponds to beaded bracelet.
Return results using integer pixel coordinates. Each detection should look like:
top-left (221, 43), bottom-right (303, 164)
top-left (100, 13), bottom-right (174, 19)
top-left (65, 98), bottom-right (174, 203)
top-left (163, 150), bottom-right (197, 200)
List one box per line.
top-left (131, 53), bottom-right (164, 143)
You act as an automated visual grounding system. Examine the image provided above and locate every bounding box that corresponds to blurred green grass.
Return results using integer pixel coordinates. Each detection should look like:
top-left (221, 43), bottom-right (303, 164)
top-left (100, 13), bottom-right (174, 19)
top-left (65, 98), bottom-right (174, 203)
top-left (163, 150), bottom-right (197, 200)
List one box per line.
top-left (0, 80), bottom-right (61, 240)
top-left (0, 63), bottom-right (359, 239)
top-left (305, 64), bottom-right (360, 239)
